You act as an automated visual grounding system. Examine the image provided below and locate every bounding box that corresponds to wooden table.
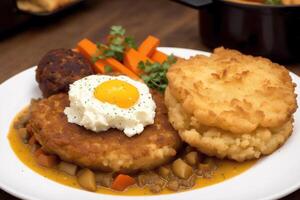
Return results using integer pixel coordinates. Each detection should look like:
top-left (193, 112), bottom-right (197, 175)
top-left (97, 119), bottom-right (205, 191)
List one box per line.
top-left (0, 0), bottom-right (299, 199)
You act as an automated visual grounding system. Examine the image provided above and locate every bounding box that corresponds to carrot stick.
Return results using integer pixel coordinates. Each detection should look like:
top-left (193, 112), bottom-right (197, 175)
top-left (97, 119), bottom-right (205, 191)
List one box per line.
top-left (111, 174), bottom-right (136, 191)
top-left (151, 50), bottom-right (168, 64)
top-left (93, 60), bottom-right (106, 74)
top-left (124, 48), bottom-right (153, 74)
top-left (77, 38), bottom-right (139, 78)
top-left (77, 38), bottom-right (98, 59)
top-left (104, 58), bottom-right (140, 80)
top-left (138, 35), bottom-right (160, 57)
top-left (77, 38), bottom-right (105, 73)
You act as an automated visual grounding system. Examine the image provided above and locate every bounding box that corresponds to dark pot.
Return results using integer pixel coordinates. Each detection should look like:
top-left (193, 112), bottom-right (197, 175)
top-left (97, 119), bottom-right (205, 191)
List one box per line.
top-left (174, 0), bottom-right (300, 63)
top-left (0, 0), bottom-right (32, 37)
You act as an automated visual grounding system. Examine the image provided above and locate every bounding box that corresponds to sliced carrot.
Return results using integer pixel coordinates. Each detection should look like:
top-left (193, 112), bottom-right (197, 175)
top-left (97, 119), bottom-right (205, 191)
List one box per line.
top-left (77, 38), bottom-right (139, 78)
top-left (77, 38), bottom-right (99, 59)
top-left (28, 135), bottom-right (37, 145)
top-left (138, 35), bottom-right (160, 57)
top-left (104, 58), bottom-right (140, 80)
top-left (151, 50), bottom-right (168, 64)
top-left (111, 174), bottom-right (136, 191)
top-left (35, 150), bottom-right (58, 167)
top-left (93, 60), bottom-right (106, 74)
top-left (77, 39), bottom-right (104, 73)
top-left (124, 48), bottom-right (153, 74)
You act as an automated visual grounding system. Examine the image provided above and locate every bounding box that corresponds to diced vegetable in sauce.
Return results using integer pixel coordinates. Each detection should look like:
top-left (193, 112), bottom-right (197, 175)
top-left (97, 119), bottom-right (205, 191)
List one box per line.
top-left (95, 172), bottom-right (113, 187)
top-left (158, 166), bottom-right (170, 179)
top-left (77, 168), bottom-right (97, 191)
top-left (185, 151), bottom-right (199, 166)
top-left (111, 174), bottom-right (136, 191)
top-left (58, 161), bottom-right (77, 176)
top-left (172, 158), bottom-right (193, 179)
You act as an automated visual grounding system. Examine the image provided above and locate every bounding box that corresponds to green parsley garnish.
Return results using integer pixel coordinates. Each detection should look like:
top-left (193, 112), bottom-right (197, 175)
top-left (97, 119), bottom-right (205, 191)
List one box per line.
top-left (139, 54), bottom-right (177, 92)
top-left (104, 65), bottom-right (113, 73)
top-left (92, 26), bottom-right (137, 62)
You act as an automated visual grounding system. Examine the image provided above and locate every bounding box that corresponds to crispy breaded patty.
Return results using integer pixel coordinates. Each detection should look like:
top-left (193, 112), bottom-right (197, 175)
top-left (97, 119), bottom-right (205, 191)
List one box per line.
top-left (165, 47), bottom-right (297, 161)
top-left (165, 88), bottom-right (293, 161)
top-left (36, 49), bottom-right (93, 97)
top-left (27, 92), bottom-right (182, 173)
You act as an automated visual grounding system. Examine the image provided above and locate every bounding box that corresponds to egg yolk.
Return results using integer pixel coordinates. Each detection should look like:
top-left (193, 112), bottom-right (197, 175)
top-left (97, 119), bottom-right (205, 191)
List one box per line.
top-left (94, 80), bottom-right (140, 108)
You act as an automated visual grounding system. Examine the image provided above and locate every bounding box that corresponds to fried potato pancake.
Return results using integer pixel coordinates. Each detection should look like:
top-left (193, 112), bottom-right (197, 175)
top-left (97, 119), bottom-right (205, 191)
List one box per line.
top-left (165, 47), bottom-right (297, 161)
top-left (165, 87), bottom-right (293, 161)
top-left (167, 47), bottom-right (297, 134)
top-left (27, 92), bottom-right (182, 173)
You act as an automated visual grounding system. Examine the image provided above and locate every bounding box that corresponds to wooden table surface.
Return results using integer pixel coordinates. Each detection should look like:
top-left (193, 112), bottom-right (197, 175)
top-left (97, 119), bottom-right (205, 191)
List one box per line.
top-left (0, 0), bottom-right (299, 199)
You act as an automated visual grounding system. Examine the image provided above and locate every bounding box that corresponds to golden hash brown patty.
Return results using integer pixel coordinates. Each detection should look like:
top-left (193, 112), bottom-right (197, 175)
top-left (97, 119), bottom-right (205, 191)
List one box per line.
top-left (27, 92), bottom-right (182, 173)
top-left (165, 47), bottom-right (297, 161)
top-left (165, 88), bottom-right (293, 161)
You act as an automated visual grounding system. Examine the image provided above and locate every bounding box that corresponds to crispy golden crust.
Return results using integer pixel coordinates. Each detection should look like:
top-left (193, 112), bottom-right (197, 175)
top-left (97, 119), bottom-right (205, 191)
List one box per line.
top-left (27, 92), bottom-right (182, 173)
top-left (165, 88), bottom-right (293, 161)
top-left (167, 47), bottom-right (297, 134)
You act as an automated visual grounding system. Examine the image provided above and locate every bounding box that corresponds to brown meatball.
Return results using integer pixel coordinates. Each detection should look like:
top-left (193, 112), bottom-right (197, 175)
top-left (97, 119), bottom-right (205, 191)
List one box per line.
top-left (36, 49), bottom-right (93, 97)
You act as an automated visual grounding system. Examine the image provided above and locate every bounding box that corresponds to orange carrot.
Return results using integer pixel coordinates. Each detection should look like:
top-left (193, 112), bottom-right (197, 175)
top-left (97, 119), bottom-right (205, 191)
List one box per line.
top-left (138, 35), bottom-right (160, 57)
top-left (104, 58), bottom-right (140, 80)
top-left (151, 50), bottom-right (168, 64)
top-left (77, 38), bottom-right (105, 73)
top-left (124, 48), bottom-right (153, 74)
top-left (77, 38), bottom-right (98, 59)
top-left (93, 60), bottom-right (106, 74)
top-left (111, 174), bottom-right (136, 191)
top-left (77, 38), bottom-right (139, 78)
top-left (35, 149), bottom-right (58, 167)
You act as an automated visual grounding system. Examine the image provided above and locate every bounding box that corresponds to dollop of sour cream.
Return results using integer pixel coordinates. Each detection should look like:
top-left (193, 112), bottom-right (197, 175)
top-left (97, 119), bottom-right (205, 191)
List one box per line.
top-left (64, 75), bottom-right (156, 137)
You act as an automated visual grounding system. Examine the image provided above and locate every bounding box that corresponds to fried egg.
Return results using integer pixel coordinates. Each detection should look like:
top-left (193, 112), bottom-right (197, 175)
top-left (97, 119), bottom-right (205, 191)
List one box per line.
top-left (64, 75), bottom-right (156, 137)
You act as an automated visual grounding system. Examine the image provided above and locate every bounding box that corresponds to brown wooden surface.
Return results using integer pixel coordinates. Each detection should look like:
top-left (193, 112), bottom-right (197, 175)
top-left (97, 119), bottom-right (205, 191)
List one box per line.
top-left (0, 0), bottom-right (299, 199)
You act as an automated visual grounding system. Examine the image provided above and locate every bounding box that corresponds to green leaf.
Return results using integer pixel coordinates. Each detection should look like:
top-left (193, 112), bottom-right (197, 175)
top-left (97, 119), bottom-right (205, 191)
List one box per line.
top-left (109, 44), bottom-right (124, 53)
top-left (137, 54), bottom-right (177, 92)
top-left (125, 36), bottom-right (137, 49)
top-left (110, 25), bottom-right (126, 36)
top-left (103, 49), bottom-right (115, 57)
top-left (96, 43), bottom-right (107, 49)
top-left (167, 54), bottom-right (176, 64)
top-left (91, 56), bottom-right (99, 63)
top-left (111, 37), bottom-right (123, 45)
top-left (138, 61), bottom-right (146, 70)
top-left (94, 25), bottom-right (137, 61)
top-left (114, 52), bottom-right (124, 61)
top-left (104, 65), bottom-right (113, 73)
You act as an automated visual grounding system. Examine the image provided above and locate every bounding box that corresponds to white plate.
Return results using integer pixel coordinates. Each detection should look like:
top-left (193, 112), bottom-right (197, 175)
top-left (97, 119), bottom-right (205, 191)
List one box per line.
top-left (0, 47), bottom-right (299, 200)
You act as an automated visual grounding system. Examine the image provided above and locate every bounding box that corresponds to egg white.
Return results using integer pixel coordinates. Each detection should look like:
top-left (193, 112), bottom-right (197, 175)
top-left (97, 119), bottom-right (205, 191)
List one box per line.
top-left (64, 75), bottom-right (156, 137)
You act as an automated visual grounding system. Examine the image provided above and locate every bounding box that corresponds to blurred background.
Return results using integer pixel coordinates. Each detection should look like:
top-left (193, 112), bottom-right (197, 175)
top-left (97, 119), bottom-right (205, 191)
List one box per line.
top-left (0, 0), bottom-right (299, 199)
top-left (1, 0), bottom-right (300, 83)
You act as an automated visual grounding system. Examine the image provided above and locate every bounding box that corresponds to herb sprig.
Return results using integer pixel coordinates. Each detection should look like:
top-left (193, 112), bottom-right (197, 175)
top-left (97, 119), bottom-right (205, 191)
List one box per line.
top-left (139, 55), bottom-right (177, 92)
top-left (92, 26), bottom-right (137, 62)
